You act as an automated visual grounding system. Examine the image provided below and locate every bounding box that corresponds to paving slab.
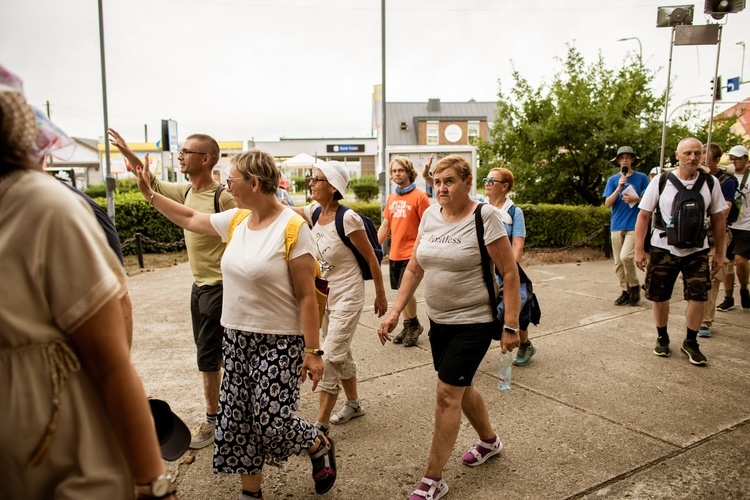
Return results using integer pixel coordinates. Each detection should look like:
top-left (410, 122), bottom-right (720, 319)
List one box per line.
top-left (125, 258), bottom-right (750, 500)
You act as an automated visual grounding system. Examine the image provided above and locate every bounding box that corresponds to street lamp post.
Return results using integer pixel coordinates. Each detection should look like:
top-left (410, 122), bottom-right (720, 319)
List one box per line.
top-left (738, 41), bottom-right (746, 81)
top-left (617, 37), bottom-right (643, 64)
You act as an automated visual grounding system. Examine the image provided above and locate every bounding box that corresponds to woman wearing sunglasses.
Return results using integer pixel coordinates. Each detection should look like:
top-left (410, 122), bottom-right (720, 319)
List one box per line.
top-left (483, 168), bottom-right (537, 366)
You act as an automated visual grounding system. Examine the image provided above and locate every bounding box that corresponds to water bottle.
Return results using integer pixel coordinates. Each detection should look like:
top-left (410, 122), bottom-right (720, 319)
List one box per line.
top-left (666, 215), bottom-right (674, 229)
top-left (497, 349), bottom-right (513, 392)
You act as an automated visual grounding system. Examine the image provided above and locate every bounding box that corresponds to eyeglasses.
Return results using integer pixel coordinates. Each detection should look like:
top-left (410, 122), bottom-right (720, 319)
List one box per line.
top-left (309, 177), bottom-right (328, 185)
top-left (178, 149), bottom-right (209, 157)
top-left (482, 178), bottom-right (505, 185)
top-left (226, 177), bottom-right (244, 189)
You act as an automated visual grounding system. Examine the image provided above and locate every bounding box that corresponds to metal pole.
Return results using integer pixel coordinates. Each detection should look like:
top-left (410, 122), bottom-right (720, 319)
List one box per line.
top-left (707, 26), bottom-right (722, 149)
top-left (659, 27), bottom-right (676, 171)
top-left (98, 0), bottom-right (115, 220)
top-left (381, 0), bottom-right (387, 177)
top-left (617, 37), bottom-right (642, 65)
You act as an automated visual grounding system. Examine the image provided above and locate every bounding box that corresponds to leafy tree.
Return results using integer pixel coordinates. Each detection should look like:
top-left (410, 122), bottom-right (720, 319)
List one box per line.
top-left (701, 116), bottom-right (748, 156)
top-left (479, 45), bottom-right (692, 205)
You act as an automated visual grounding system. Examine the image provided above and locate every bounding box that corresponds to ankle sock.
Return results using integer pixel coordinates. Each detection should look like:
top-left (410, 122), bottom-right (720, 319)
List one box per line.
top-left (417, 476), bottom-right (442, 492)
top-left (206, 413), bottom-right (217, 426)
top-left (239, 489), bottom-right (262, 499)
top-left (347, 399), bottom-right (361, 409)
top-left (686, 328), bottom-right (698, 342)
top-left (725, 291), bottom-right (733, 298)
top-left (657, 326), bottom-right (668, 341)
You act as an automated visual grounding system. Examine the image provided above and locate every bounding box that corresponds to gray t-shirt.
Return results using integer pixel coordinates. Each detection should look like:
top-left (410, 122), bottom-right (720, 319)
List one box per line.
top-left (417, 203), bottom-right (507, 324)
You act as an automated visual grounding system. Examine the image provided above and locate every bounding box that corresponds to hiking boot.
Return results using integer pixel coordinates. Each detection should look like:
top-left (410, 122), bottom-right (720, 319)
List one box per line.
top-left (698, 326), bottom-right (711, 338)
top-left (393, 319), bottom-right (412, 344)
top-left (628, 285), bottom-right (641, 306)
top-left (330, 400), bottom-right (365, 425)
top-left (681, 340), bottom-right (707, 366)
top-left (653, 336), bottom-right (670, 357)
top-left (741, 289), bottom-right (750, 309)
top-left (716, 296), bottom-right (735, 311)
top-left (403, 322), bottom-right (424, 347)
top-left (513, 342), bottom-right (537, 366)
top-left (614, 290), bottom-right (630, 306)
top-left (189, 421), bottom-right (215, 449)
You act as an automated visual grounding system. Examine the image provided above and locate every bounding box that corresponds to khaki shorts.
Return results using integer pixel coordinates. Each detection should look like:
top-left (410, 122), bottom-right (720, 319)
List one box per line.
top-left (318, 308), bottom-right (363, 394)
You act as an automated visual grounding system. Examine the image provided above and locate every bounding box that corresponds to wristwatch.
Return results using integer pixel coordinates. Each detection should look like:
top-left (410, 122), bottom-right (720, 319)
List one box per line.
top-left (304, 347), bottom-right (324, 355)
top-left (134, 474), bottom-right (174, 498)
top-left (503, 326), bottom-right (519, 335)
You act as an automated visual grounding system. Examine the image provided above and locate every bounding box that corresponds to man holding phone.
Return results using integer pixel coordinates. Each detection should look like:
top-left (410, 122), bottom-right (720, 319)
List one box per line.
top-left (603, 146), bottom-right (650, 306)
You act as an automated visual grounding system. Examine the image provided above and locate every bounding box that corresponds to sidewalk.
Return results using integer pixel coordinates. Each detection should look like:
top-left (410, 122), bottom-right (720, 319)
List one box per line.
top-left (127, 259), bottom-right (750, 499)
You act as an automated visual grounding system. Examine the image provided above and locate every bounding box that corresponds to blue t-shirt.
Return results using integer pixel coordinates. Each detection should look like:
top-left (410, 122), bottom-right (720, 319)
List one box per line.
top-left (504, 204), bottom-right (526, 239)
top-left (717, 173), bottom-right (737, 202)
top-left (603, 171), bottom-right (650, 231)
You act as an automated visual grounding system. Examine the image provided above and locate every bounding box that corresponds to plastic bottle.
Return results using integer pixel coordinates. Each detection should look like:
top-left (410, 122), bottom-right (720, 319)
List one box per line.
top-left (497, 349), bottom-right (513, 392)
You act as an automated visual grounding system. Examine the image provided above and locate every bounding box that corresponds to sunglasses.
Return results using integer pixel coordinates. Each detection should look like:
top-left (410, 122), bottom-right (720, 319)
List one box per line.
top-left (309, 177), bottom-right (329, 185)
top-left (482, 178), bottom-right (505, 185)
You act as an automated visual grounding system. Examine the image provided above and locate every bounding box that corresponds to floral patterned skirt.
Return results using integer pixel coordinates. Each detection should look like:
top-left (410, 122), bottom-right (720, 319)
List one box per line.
top-left (213, 329), bottom-right (317, 475)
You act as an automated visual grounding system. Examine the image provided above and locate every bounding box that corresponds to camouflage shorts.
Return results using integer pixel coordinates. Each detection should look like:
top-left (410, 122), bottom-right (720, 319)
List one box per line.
top-left (644, 247), bottom-right (710, 303)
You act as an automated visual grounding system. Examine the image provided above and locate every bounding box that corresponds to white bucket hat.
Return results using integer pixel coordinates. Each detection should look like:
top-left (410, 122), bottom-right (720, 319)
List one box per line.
top-left (316, 161), bottom-right (349, 196)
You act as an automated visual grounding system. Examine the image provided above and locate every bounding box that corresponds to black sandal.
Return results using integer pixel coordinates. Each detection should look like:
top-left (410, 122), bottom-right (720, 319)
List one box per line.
top-left (310, 434), bottom-right (336, 494)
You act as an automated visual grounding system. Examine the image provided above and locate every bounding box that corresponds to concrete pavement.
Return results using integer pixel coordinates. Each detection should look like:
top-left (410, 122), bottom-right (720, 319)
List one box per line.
top-left (127, 259), bottom-right (750, 500)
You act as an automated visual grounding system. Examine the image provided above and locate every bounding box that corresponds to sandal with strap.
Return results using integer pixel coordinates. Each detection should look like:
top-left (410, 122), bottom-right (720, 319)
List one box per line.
top-left (409, 477), bottom-right (449, 500)
top-left (461, 436), bottom-right (503, 467)
top-left (310, 434), bottom-right (336, 494)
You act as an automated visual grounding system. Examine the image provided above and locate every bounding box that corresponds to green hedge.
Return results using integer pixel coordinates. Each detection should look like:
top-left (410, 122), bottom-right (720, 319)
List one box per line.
top-left (349, 176), bottom-right (379, 202)
top-left (97, 194), bottom-right (608, 255)
top-left (93, 192), bottom-right (186, 255)
top-left (518, 203), bottom-right (610, 248)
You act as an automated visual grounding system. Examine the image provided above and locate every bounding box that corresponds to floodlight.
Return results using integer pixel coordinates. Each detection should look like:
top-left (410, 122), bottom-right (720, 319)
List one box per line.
top-left (704, 0), bottom-right (746, 19)
top-left (656, 5), bottom-right (695, 27)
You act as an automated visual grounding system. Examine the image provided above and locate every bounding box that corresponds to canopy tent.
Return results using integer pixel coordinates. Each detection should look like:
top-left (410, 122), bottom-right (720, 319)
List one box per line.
top-left (280, 153), bottom-right (323, 177)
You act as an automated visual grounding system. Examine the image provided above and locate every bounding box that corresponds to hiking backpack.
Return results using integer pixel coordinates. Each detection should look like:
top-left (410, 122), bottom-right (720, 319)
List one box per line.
top-left (653, 172), bottom-right (713, 249)
top-left (312, 205), bottom-right (383, 280)
top-left (732, 170), bottom-right (749, 225)
top-left (718, 169), bottom-right (740, 225)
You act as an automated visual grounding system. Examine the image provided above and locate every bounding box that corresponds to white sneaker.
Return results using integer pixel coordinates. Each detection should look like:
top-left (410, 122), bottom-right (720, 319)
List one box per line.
top-left (330, 401), bottom-right (365, 425)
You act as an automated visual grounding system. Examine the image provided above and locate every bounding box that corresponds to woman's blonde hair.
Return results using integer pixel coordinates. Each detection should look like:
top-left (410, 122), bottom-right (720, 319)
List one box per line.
top-left (489, 167), bottom-right (514, 192)
top-left (231, 149), bottom-right (279, 195)
top-left (433, 155), bottom-right (471, 181)
top-left (389, 156), bottom-right (417, 183)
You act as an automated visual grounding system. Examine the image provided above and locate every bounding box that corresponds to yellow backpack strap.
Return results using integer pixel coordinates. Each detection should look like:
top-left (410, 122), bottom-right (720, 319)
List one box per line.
top-left (227, 209), bottom-right (252, 245)
top-left (285, 214), bottom-right (306, 260)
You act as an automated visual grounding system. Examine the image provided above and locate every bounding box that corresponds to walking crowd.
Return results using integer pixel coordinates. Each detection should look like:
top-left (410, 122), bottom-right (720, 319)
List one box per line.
top-left (1, 60), bottom-right (749, 500)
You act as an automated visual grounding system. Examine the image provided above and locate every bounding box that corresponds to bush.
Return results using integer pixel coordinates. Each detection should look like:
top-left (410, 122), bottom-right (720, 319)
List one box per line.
top-left (346, 201), bottom-right (382, 227)
top-left (519, 203), bottom-right (610, 248)
top-left (93, 192), bottom-right (186, 255)
top-left (349, 176), bottom-right (379, 202)
top-left (84, 183), bottom-right (107, 198)
top-left (292, 176), bottom-right (307, 193)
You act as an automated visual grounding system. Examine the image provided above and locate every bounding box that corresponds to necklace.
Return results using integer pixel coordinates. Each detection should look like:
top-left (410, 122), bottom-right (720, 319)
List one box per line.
top-left (317, 206), bottom-right (338, 224)
top-left (250, 207), bottom-right (279, 229)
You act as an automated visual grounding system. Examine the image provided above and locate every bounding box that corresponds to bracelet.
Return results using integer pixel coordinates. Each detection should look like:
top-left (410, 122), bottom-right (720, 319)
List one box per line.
top-left (149, 192), bottom-right (155, 205)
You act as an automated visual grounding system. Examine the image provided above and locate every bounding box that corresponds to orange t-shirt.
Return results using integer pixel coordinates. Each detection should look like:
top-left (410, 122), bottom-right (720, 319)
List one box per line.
top-left (383, 188), bottom-right (431, 261)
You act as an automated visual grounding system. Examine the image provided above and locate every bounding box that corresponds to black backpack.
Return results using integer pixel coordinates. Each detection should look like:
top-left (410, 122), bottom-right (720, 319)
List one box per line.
top-left (718, 170), bottom-right (740, 224)
top-left (653, 172), bottom-right (712, 249)
top-left (312, 205), bottom-right (383, 280)
top-left (185, 183), bottom-right (226, 213)
top-left (731, 170), bottom-right (749, 226)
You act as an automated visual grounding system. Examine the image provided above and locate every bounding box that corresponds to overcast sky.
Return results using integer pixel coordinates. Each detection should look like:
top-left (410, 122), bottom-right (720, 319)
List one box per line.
top-left (2, 0), bottom-right (748, 143)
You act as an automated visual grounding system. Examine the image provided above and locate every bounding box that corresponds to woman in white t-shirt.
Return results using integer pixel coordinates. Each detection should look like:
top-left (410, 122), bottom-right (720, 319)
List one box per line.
top-left (378, 155), bottom-right (521, 500)
top-left (133, 149), bottom-right (336, 498)
top-left (289, 161), bottom-right (387, 436)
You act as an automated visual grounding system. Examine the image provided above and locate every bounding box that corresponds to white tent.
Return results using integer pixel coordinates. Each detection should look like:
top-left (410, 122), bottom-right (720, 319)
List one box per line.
top-left (281, 152), bottom-right (323, 178)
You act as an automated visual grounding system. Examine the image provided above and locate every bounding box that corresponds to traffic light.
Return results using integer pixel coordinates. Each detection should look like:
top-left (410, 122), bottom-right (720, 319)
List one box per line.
top-left (711, 76), bottom-right (723, 101)
top-left (714, 76), bottom-right (722, 101)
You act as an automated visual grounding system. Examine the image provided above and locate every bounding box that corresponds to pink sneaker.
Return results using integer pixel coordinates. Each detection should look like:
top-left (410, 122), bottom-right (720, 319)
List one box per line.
top-left (409, 477), bottom-right (449, 500)
top-left (461, 436), bottom-right (503, 466)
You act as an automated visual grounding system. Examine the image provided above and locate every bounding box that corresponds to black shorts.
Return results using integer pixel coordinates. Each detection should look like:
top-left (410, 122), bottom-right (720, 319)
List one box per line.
top-left (389, 259), bottom-right (409, 290)
top-left (428, 319), bottom-right (494, 387)
top-left (644, 247), bottom-right (710, 302)
top-left (730, 228), bottom-right (750, 259)
top-left (190, 283), bottom-right (224, 372)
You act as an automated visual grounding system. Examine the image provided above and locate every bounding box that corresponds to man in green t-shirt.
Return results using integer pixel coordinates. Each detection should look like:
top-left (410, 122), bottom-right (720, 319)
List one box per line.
top-left (109, 129), bottom-right (236, 449)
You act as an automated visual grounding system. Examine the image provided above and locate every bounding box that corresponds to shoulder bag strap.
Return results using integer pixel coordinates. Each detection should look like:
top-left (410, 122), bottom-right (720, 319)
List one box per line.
top-left (475, 203), bottom-right (498, 318)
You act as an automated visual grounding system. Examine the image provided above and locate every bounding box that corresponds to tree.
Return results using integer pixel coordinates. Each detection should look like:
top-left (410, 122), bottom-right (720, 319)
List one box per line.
top-left (478, 45), bottom-right (691, 205)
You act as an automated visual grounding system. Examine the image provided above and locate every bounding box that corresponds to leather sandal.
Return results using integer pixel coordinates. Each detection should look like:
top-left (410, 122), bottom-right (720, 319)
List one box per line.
top-left (310, 434), bottom-right (336, 494)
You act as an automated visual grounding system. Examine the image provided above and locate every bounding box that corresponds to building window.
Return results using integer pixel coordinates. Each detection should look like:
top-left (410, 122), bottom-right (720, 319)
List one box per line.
top-left (467, 121), bottom-right (480, 141)
top-left (426, 121), bottom-right (439, 145)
